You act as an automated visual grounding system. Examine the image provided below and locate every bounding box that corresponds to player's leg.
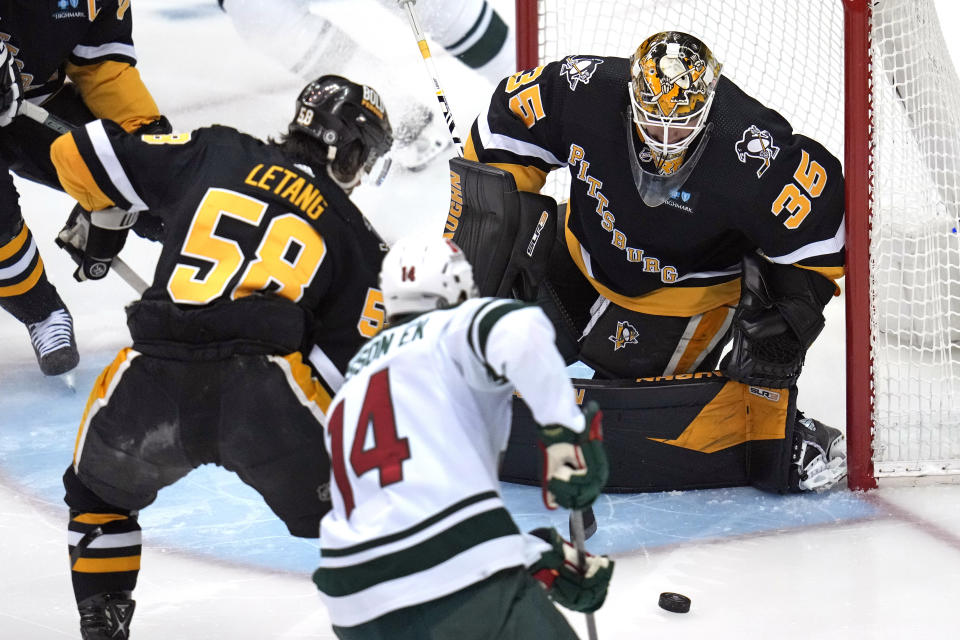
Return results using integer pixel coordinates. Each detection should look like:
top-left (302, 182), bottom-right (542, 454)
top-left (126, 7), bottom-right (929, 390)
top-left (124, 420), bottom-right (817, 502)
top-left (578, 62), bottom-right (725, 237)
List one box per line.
top-left (491, 569), bottom-right (581, 640)
top-left (63, 467), bottom-right (140, 640)
top-left (219, 0), bottom-right (452, 170)
top-left (0, 165), bottom-right (77, 375)
top-left (65, 349), bottom-right (196, 639)
top-left (0, 84), bottom-right (96, 375)
top-left (1, 83), bottom-right (95, 188)
top-left (219, 352), bottom-right (332, 538)
top-left (385, 0), bottom-right (515, 83)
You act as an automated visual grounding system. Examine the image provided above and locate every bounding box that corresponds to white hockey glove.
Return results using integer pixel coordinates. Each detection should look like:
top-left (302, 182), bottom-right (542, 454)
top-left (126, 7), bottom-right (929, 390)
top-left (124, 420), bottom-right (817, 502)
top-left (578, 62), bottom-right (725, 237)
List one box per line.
top-left (528, 527), bottom-right (614, 613)
top-left (0, 41), bottom-right (23, 128)
top-left (537, 401), bottom-right (609, 510)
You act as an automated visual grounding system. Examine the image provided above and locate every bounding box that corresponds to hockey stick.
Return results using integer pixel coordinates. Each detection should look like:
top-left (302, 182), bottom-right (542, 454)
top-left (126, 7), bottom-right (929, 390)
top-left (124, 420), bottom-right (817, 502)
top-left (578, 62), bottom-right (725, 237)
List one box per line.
top-left (397, 0), bottom-right (464, 156)
top-left (570, 509), bottom-right (600, 640)
top-left (17, 101), bottom-right (149, 295)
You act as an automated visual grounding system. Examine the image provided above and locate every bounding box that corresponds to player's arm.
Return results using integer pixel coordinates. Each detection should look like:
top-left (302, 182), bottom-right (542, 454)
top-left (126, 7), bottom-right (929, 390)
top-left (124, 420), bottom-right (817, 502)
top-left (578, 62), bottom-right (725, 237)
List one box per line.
top-left (50, 120), bottom-right (194, 279)
top-left (748, 135), bottom-right (845, 282)
top-left (50, 119), bottom-right (194, 213)
top-left (464, 62), bottom-right (566, 194)
top-left (448, 64), bottom-right (568, 297)
top-left (65, 0), bottom-right (168, 134)
top-left (725, 137), bottom-right (845, 388)
top-left (468, 299), bottom-right (608, 509)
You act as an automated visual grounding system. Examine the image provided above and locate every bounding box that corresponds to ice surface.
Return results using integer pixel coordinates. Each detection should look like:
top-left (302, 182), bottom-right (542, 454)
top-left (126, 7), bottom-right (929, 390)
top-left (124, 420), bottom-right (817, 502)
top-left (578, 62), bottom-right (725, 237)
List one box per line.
top-left (3, 1), bottom-right (960, 638)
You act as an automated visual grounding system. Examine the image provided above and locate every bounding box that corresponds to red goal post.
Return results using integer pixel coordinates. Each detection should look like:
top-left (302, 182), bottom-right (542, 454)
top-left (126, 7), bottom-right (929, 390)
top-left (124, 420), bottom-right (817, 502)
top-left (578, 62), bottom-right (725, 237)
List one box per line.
top-left (513, 0), bottom-right (960, 490)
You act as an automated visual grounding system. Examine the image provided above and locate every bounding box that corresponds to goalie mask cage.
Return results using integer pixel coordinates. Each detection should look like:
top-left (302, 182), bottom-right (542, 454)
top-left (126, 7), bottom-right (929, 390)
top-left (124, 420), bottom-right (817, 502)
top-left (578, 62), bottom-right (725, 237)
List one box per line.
top-left (515, 0), bottom-right (960, 490)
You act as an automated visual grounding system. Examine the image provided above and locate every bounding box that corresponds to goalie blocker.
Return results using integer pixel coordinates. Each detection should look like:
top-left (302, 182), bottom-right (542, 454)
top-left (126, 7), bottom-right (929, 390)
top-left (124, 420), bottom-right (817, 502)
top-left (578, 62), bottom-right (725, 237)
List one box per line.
top-left (503, 371), bottom-right (802, 494)
top-left (444, 158), bottom-right (557, 300)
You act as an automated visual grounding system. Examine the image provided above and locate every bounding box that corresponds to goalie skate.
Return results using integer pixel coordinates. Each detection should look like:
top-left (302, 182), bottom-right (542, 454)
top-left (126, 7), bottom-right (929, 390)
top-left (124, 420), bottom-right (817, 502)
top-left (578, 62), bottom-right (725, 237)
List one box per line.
top-left (391, 105), bottom-right (453, 172)
top-left (791, 413), bottom-right (847, 492)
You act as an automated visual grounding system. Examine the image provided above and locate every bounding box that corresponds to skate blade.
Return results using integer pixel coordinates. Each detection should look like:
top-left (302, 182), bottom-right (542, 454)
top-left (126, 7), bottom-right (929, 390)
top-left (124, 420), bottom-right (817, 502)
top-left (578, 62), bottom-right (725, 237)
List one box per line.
top-left (59, 372), bottom-right (77, 393)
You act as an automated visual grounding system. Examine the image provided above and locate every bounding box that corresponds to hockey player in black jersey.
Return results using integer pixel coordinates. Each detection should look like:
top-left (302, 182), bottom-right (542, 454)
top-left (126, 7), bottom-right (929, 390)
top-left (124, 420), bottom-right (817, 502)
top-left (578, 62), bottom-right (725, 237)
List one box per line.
top-left (0, 2), bottom-right (171, 376)
top-left (450, 31), bottom-right (847, 495)
top-left (49, 75), bottom-right (392, 640)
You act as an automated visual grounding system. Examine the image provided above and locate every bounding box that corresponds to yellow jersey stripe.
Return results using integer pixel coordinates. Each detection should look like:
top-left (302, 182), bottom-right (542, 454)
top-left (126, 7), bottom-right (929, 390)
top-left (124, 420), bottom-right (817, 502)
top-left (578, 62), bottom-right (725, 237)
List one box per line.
top-left (564, 213), bottom-right (742, 317)
top-left (72, 556), bottom-right (141, 574)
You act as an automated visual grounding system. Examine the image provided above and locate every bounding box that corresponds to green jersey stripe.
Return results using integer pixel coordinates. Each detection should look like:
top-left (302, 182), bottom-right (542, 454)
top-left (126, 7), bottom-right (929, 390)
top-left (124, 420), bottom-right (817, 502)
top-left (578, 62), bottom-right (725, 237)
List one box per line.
top-left (320, 490), bottom-right (499, 558)
top-left (475, 300), bottom-right (530, 359)
top-left (313, 507), bottom-right (519, 597)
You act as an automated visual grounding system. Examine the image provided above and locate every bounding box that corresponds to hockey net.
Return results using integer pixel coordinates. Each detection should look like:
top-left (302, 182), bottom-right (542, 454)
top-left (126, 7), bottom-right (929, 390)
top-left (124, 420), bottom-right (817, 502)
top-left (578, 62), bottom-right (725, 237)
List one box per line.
top-left (515, 0), bottom-right (960, 488)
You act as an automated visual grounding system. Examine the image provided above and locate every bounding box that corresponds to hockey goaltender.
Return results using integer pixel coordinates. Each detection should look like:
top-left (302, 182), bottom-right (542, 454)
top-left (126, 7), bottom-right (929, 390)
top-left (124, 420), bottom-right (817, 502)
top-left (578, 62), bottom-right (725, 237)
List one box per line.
top-left (447, 31), bottom-right (848, 496)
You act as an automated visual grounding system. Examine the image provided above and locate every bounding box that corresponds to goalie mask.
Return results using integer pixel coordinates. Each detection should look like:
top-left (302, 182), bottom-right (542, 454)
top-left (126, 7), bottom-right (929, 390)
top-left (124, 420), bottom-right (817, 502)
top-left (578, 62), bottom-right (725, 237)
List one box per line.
top-left (290, 75), bottom-right (394, 190)
top-left (627, 32), bottom-right (721, 205)
top-left (379, 235), bottom-right (479, 320)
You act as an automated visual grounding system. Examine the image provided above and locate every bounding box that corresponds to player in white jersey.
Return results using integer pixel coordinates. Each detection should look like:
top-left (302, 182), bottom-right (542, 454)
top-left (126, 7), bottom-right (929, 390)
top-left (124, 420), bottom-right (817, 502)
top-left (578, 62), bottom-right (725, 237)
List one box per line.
top-left (218, 0), bottom-right (514, 170)
top-left (314, 235), bottom-right (613, 639)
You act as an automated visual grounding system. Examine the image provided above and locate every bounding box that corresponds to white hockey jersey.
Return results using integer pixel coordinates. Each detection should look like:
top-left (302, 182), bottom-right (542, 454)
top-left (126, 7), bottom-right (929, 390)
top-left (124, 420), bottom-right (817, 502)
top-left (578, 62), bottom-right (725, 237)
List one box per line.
top-left (313, 297), bottom-right (585, 627)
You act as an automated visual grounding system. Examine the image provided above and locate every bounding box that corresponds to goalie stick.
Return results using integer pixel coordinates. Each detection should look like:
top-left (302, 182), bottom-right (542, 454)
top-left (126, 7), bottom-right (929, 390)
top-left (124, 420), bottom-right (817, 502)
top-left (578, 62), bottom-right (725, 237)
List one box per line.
top-left (397, 0), bottom-right (464, 155)
top-left (17, 101), bottom-right (149, 295)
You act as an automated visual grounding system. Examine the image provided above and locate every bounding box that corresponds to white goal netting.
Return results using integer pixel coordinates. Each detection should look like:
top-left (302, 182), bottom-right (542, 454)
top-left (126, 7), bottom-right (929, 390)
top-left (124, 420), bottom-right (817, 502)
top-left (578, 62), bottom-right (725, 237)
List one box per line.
top-left (526, 0), bottom-right (960, 478)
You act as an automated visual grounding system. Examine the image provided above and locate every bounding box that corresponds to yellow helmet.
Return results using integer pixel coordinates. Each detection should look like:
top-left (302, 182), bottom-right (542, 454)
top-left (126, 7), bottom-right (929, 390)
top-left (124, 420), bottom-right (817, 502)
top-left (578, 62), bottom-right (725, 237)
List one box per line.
top-left (629, 32), bottom-right (721, 174)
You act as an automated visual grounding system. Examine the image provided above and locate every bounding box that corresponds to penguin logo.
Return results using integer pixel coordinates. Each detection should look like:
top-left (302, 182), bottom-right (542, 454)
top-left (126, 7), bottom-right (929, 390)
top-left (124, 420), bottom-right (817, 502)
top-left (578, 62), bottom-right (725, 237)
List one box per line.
top-left (609, 321), bottom-right (640, 351)
top-left (735, 125), bottom-right (780, 178)
top-left (560, 56), bottom-right (605, 91)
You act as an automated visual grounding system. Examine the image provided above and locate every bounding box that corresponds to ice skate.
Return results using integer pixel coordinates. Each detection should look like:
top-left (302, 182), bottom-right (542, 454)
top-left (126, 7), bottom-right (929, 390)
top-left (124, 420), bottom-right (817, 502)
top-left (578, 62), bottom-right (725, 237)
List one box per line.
top-left (78, 592), bottom-right (135, 640)
top-left (27, 307), bottom-right (79, 376)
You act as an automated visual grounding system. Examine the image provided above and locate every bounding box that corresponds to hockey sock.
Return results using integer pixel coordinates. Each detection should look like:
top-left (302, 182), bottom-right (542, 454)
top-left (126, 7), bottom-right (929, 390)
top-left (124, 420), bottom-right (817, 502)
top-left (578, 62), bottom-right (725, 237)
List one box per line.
top-left (0, 220), bottom-right (63, 324)
top-left (68, 511), bottom-right (142, 604)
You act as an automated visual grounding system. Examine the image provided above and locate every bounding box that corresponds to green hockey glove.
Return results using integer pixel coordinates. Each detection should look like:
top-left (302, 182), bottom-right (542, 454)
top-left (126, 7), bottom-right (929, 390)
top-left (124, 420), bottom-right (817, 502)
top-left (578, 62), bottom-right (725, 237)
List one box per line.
top-left (529, 527), bottom-right (614, 613)
top-left (537, 401), bottom-right (608, 510)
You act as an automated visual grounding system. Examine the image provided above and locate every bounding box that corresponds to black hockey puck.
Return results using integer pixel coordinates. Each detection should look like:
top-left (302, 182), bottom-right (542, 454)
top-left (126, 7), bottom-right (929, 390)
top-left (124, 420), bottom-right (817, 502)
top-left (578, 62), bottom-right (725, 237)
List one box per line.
top-left (658, 592), bottom-right (691, 613)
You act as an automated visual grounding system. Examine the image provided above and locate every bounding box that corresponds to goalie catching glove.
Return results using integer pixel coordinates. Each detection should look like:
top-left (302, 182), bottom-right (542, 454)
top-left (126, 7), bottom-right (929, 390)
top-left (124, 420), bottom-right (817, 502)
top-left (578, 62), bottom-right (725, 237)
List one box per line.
top-left (538, 401), bottom-right (608, 510)
top-left (723, 252), bottom-right (835, 388)
top-left (57, 205), bottom-right (137, 282)
top-left (529, 527), bottom-right (614, 613)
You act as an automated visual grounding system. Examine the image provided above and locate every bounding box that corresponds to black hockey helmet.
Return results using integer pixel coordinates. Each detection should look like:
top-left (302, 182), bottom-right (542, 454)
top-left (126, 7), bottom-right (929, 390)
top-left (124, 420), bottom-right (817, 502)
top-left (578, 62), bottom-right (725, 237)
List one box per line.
top-left (290, 75), bottom-right (393, 188)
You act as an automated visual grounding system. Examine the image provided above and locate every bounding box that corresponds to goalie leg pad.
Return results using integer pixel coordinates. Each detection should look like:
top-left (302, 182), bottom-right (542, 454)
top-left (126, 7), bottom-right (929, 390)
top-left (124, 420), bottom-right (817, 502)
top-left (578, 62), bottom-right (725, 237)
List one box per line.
top-left (503, 374), bottom-right (803, 493)
top-left (445, 158), bottom-right (557, 300)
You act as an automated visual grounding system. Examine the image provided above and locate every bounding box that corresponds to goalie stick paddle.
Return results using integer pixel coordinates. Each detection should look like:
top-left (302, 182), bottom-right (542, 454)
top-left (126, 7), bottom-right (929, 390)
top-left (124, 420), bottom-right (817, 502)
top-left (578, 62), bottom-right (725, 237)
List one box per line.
top-left (570, 509), bottom-right (600, 640)
top-left (17, 101), bottom-right (149, 296)
top-left (397, 0), bottom-right (464, 156)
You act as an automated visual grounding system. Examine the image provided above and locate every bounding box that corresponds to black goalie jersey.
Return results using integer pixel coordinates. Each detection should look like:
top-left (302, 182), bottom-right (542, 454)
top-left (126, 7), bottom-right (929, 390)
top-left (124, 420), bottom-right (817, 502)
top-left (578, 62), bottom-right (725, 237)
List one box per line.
top-left (50, 121), bottom-right (388, 405)
top-left (465, 56), bottom-right (844, 317)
